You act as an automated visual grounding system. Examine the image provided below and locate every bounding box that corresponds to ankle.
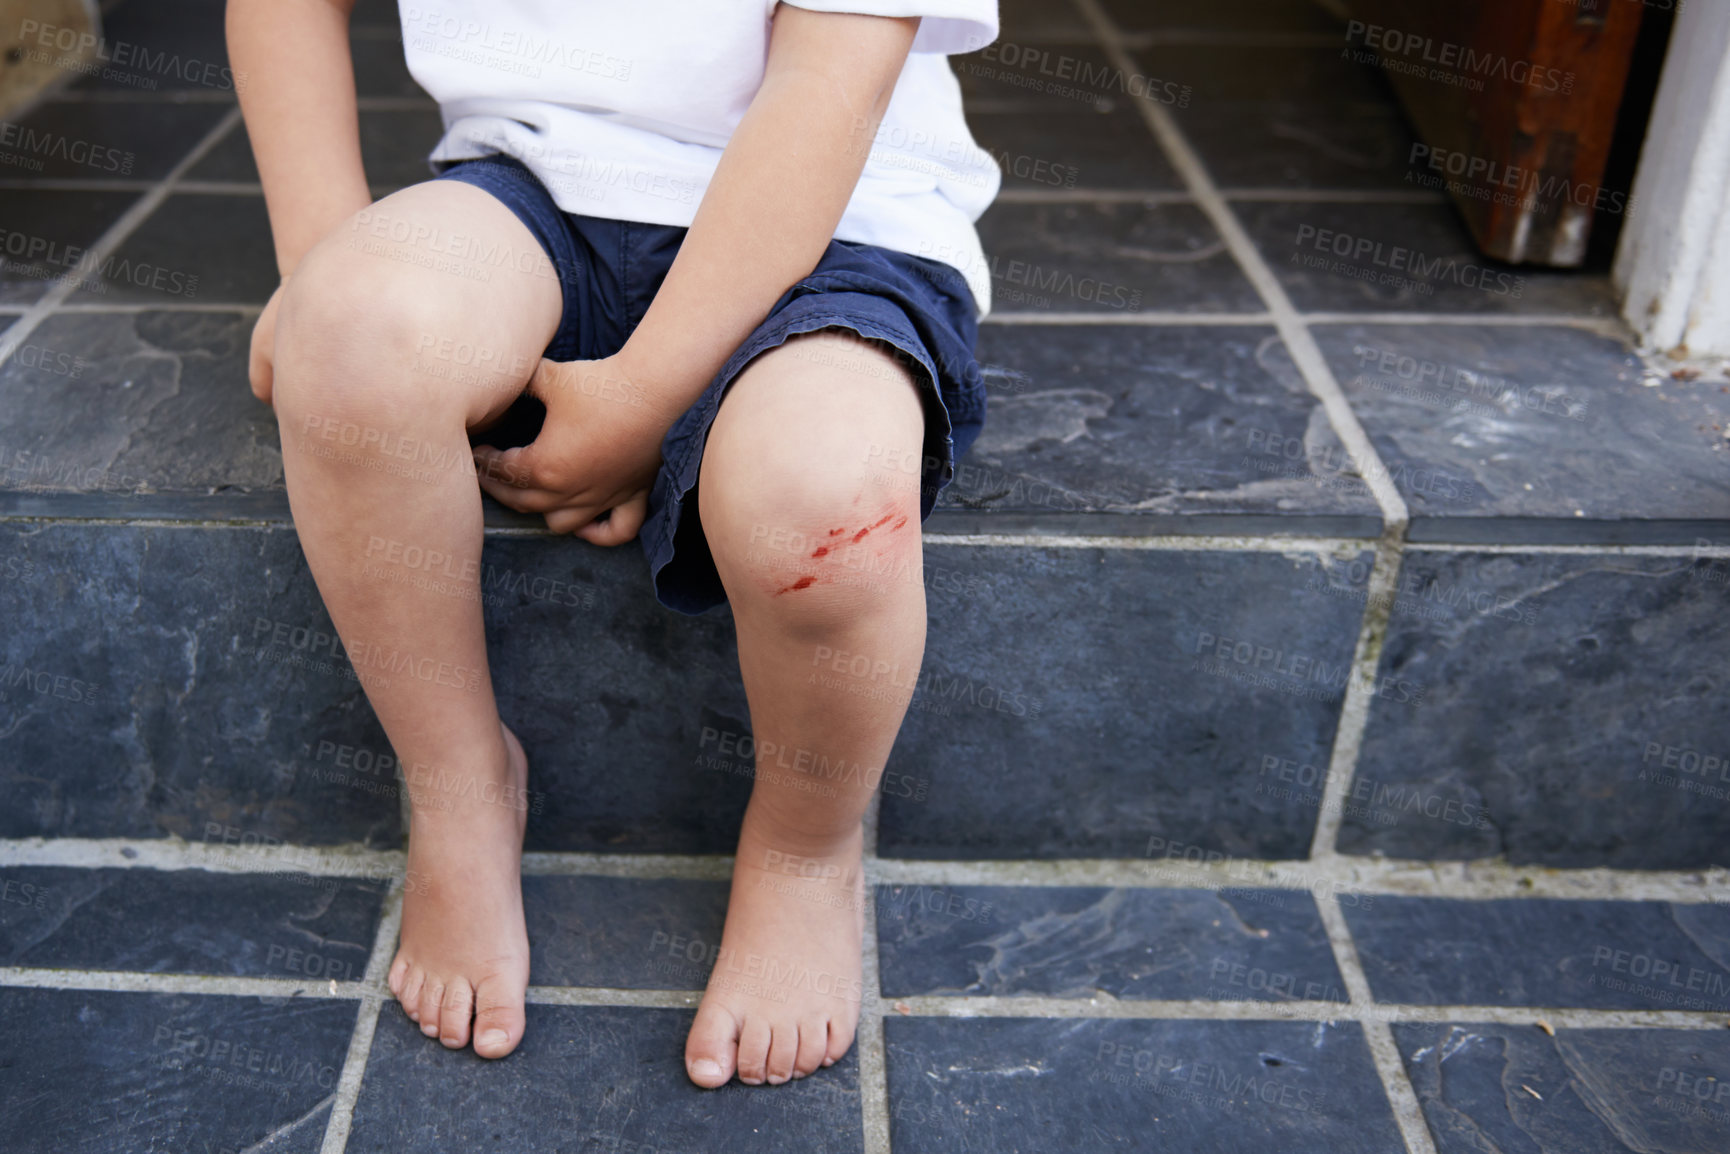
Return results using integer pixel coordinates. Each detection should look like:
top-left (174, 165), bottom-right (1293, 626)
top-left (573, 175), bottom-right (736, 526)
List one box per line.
top-left (738, 808), bottom-right (863, 869)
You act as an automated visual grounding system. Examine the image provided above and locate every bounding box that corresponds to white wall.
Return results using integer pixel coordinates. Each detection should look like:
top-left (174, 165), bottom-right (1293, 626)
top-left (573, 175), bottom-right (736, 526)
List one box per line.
top-left (1616, 0), bottom-right (1730, 356)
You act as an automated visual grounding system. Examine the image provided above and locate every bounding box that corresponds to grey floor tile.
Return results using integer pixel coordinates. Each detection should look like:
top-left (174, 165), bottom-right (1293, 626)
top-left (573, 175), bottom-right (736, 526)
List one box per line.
top-left (1313, 324), bottom-right (1730, 541)
top-left (188, 107), bottom-right (447, 188)
top-left (878, 545), bottom-right (1367, 860)
top-left (885, 1017), bottom-right (1404, 1153)
top-left (1344, 897), bottom-right (1730, 1010)
top-left (954, 44), bottom-right (1148, 113)
top-left (1396, 1023), bottom-right (1730, 1154)
top-left (0, 100), bottom-right (231, 181)
top-left (69, 192), bottom-right (277, 304)
top-left (0, 310), bottom-right (279, 499)
top-left (69, 0), bottom-right (236, 96)
top-left (977, 200), bottom-right (1264, 314)
top-left (0, 523), bottom-right (402, 846)
top-left (0, 987), bottom-right (354, 1154)
top-left (1137, 43), bottom-right (1391, 108)
top-left (525, 875), bottom-right (729, 988)
top-left (0, 866), bottom-right (385, 978)
top-left (0, 189), bottom-right (142, 305)
top-left (1344, 552), bottom-right (1730, 867)
top-left (939, 324), bottom-right (1383, 534)
top-left (1186, 102), bottom-right (1423, 191)
top-left (352, 35), bottom-right (435, 100)
top-left (998, 0), bottom-right (1093, 40)
top-left (876, 885), bottom-right (1348, 1002)
top-left (347, 1005), bottom-right (862, 1153)
top-left (1104, 0), bottom-right (1342, 34)
top-left (968, 106), bottom-right (1182, 191)
top-left (1236, 200), bottom-right (1619, 315)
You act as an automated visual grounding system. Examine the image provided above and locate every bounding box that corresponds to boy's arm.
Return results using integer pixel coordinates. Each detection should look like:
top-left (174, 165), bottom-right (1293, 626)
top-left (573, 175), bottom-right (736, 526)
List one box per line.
top-left (228, 0), bottom-right (371, 276)
top-left (474, 7), bottom-right (920, 538)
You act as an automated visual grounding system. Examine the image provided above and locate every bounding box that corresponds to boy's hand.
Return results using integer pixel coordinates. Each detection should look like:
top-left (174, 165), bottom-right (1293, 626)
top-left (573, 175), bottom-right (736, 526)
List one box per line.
top-left (248, 278), bottom-right (288, 405)
top-left (472, 355), bottom-right (673, 545)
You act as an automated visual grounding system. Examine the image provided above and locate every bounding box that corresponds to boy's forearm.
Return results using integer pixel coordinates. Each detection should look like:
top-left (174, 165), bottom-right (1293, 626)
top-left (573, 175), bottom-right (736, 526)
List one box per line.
top-left (228, 0), bottom-right (371, 276)
top-left (619, 9), bottom-right (918, 417)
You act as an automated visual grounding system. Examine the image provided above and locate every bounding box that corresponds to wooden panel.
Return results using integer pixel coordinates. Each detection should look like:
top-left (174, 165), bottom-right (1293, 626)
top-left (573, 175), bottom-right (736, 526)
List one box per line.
top-left (1345, 0), bottom-right (1645, 266)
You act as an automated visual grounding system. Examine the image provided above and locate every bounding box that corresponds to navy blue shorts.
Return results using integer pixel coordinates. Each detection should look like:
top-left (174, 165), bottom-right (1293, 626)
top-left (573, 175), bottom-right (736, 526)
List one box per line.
top-left (434, 156), bottom-right (986, 616)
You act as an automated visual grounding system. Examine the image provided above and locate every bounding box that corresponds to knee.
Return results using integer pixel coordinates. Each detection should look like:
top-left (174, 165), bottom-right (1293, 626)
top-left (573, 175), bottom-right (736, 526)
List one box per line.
top-left (702, 425), bottom-right (923, 631)
top-left (271, 232), bottom-right (455, 437)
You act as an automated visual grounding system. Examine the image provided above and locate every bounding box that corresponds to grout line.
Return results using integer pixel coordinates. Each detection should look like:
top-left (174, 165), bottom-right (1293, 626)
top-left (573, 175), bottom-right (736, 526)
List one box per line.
top-left (1222, 189), bottom-right (1446, 204)
top-left (1307, 537), bottom-right (1402, 860)
top-left (982, 310), bottom-right (1275, 325)
top-left (919, 533), bottom-right (1366, 552)
top-left (859, 855), bottom-right (892, 1154)
top-left (318, 879), bottom-right (404, 1154)
top-left (1072, 0), bottom-right (1411, 870)
top-left (525, 987), bottom-right (699, 1008)
top-left (992, 188), bottom-right (1192, 204)
top-left (4, 966), bottom-right (1725, 1030)
top-left (48, 301), bottom-right (264, 314)
top-left (883, 996), bottom-right (1730, 1030)
top-left (1315, 892), bottom-right (1440, 1154)
top-left (6, 837), bottom-right (1727, 902)
top-left (1404, 541), bottom-right (1730, 557)
top-left (0, 105), bottom-right (243, 374)
top-left (0, 967), bottom-right (362, 998)
top-left (1302, 311), bottom-right (1627, 332)
top-left (1068, 2), bottom-right (1409, 533)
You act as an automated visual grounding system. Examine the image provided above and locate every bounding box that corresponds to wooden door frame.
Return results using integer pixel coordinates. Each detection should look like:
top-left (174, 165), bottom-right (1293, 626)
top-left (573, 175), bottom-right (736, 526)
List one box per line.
top-left (1616, 0), bottom-right (1730, 357)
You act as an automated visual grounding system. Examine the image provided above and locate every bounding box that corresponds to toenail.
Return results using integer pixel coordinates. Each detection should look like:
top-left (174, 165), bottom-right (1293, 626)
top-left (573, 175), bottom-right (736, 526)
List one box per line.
top-left (692, 1058), bottom-right (723, 1079)
top-left (767, 1075), bottom-right (788, 1085)
top-left (479, 1029), bottom-right (509, 1050)
top-left (422, 1023), bottom-right (439, 1036)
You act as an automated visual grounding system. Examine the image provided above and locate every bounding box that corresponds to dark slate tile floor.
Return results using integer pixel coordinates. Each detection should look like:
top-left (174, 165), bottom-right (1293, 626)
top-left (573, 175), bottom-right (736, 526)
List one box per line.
top-left (2, 0), bottom-right (1723, 1152)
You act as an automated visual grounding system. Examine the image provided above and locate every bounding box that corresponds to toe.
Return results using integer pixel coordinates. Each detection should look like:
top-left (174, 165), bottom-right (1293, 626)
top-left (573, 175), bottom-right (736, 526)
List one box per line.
top-left (827, 1016), bottom-right (857, 1067)
top-left (764, 1021), bottom-right (798, 1085)
top-left (440, 979), bottom-right (475, 1049)
top-left (685, 1001), bottom-right (740, 1088)
top-left (399, 967), bottom-right (425, 1022)
top-left (387, 955), bottom-right (408, 999)
top-left (793, 1016), bottom-right (828, 1078)
top-left (735, 1017), bottom-right (773, 1086)
top-left (419, 981), bottom-right (446, 1039)
top-left (471, 971), bottom-right (527, 1059)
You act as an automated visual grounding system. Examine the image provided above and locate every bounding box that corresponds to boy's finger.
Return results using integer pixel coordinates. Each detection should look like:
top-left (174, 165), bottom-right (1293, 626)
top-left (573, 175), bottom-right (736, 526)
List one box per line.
top-left (476, 467), bottom-right (561, 514)
top-left (543, 506), bottom-right (599, 536)
top-left (575, 491), bottom-right (648, 547)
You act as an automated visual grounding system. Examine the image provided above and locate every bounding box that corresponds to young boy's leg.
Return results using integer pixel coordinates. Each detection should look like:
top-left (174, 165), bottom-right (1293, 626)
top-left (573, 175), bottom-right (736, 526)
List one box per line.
top-left (270, 180), bottom-right (563, 1057)
top-left (685, 329), bottom-right (928, 1086)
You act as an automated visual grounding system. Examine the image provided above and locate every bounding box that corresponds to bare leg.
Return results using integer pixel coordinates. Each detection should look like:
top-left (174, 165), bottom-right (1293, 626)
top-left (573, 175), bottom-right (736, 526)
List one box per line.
top-left (685, 330), bottom-right (927, 1086)
top-left (271, 180), bottom-right (562, 1057)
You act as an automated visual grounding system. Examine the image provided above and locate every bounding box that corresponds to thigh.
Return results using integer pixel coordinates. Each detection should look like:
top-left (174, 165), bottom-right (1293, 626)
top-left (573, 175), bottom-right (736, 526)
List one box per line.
top-left (280, 178), bottom-right (566, 431)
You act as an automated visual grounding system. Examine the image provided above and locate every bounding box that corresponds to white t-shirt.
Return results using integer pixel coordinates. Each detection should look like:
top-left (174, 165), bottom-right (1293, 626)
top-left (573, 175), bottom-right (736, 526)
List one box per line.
top-left (398, 1), bottom-right (1001, 314)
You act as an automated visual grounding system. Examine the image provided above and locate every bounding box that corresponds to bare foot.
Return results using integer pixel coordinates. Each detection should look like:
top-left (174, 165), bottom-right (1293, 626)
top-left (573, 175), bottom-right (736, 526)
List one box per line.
top-left (386, 723), bottom-right (530, 1058)
top-left (685, 814), bottom-right (865, 1086)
